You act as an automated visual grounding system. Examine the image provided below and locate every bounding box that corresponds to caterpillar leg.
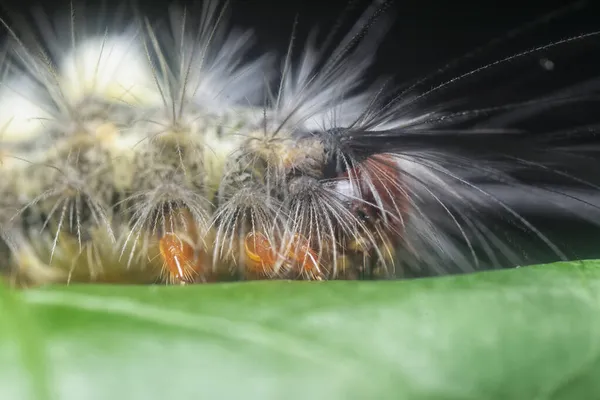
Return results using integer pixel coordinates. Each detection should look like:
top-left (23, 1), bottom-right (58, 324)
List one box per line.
top-left (158, 233), bottom-right (204, 285)
top-left (243, 231), bottom-right (324, 280)
top-left (154, 207), bottom-right (216, 285)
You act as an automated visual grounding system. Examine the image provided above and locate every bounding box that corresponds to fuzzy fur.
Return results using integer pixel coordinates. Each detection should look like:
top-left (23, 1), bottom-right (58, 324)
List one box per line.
top-left (0, 0), bottom-right (599, 286)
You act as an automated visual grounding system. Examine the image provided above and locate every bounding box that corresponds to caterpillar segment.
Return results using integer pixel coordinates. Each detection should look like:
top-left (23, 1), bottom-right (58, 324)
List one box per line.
top-left (0, 77), bottom-right (443, 286)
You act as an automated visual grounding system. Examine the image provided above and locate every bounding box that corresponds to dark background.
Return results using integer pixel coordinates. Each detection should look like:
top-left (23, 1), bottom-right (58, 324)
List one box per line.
top-left (1, 0), bottom-right (598, 85)
top-left (1, 0), bottom-right (598, 130)
top-left (1, 0), bottom-right (600, 268)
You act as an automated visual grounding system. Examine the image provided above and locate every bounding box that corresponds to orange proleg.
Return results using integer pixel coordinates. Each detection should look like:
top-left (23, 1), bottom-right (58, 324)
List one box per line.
top-left (244, 231), bottom-right (321, 279)
top-left (159, 233), bottom-right (203, 284)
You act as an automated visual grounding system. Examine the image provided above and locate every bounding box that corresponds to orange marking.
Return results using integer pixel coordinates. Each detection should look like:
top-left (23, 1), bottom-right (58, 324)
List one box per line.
top-left (159, 233), bottom-right (202, 284)
top-left (244, 231), bottom-right (320, 278)
top-left (244, 231), bottom-right (277, 274)
top-left (285, 234), bottom-right (320, 273)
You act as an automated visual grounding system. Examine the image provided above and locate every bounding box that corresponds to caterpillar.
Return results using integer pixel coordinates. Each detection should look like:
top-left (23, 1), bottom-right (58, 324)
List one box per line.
top-left (0, 0), bottom-right (599, 287)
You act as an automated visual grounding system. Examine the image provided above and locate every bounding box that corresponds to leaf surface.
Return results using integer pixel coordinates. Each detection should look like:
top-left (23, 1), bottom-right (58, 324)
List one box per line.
top-left (2, 260), bottom-right (600, 400)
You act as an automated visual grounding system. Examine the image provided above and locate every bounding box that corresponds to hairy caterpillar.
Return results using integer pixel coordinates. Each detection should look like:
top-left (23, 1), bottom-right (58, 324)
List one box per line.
top-left (0, 0), bottom-right (599, 287)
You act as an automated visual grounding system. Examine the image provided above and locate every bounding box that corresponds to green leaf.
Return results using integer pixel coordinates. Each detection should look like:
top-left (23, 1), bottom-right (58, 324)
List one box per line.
top-left (2, 260), bottom-right (600, 400)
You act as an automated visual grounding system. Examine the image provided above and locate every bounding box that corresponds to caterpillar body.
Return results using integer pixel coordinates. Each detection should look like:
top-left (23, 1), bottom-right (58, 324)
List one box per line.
top-left (0, 0), bottom-right (599, 287)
